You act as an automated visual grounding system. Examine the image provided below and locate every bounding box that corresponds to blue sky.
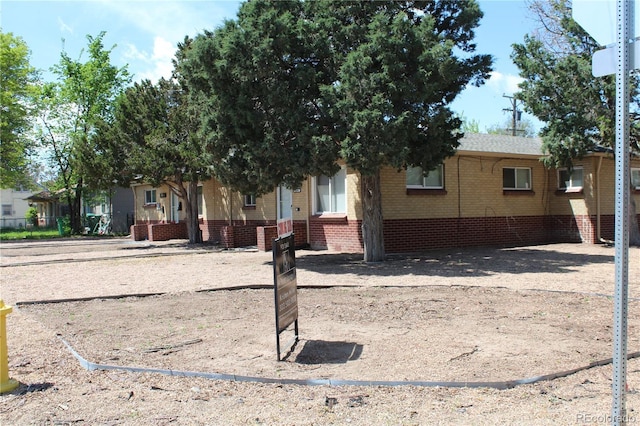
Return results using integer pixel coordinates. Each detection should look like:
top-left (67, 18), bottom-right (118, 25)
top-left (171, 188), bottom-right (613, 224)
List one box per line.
top-left (2, 0), bottom-right (545, 132)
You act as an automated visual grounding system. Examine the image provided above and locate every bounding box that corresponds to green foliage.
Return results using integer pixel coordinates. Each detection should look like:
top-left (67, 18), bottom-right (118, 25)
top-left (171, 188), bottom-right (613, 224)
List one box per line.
top-left (34, 32), bottom-right (130, 233)
top-left (0, 227), bottom-right (61, 240)
top-left (97, 53), bottom-right (211, 242)
top-left (0, 31), bottom-right (38, 189)
top-left (486, 118), bottom-right (538, 138)
top-left (459, 114), bottom-right (481, 133)
top-left (184, 0), bottom-right (491, 259)
top-left (511, 0), bottom-right (635, 168)
top-left (184, 0), bottom-right (492, 193)
top-left (25, 206), bottom-right (38, 226)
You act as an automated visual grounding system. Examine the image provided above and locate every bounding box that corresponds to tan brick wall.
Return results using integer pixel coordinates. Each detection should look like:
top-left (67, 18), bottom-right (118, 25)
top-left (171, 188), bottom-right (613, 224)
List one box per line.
top-left (380, 155), bottom-right (548, 220)
top-left (547, 156), bottom-right (640, 218)
top-left (134, 183), bottom-right (171, 223)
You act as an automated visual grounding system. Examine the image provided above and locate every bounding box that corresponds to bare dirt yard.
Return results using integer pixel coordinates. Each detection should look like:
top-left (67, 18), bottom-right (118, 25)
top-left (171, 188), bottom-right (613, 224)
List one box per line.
top-left (1, 237), bottom-right (640, 425)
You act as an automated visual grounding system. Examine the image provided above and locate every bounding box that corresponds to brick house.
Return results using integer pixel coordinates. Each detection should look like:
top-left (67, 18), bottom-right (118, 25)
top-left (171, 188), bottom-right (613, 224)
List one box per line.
top-left (130, 133), bottom-right (640, 252)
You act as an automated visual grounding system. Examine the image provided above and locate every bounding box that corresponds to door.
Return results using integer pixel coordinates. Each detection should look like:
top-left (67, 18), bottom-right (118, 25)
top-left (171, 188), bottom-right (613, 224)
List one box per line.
top-left (170, 192), bottom-right (180, 223)
top-left (277, 185), bottom-right (292, 220)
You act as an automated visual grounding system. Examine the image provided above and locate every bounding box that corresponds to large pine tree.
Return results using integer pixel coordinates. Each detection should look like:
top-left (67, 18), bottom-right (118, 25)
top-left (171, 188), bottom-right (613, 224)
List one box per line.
top-left (183, 0), bottom-right (492, 261)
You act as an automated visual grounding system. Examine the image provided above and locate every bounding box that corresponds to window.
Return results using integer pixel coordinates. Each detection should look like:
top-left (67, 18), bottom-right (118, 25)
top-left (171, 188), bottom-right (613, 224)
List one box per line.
top-left (197, 186), bottom-right (203, 216)
top-left (314, 166), bottom-right (346, 214)
top-left (2, 204), bottom-right (12, 216)
top-left (632, 168), bottom-right (640, 190)
top-left (558, 168), bottom-right (584, 191)
top-left (244, 194), bottom-right (256, 207)
top-left (503, 167), bottom-right (532, 190)
top-left (144, 189), bottom-right (157, 205)
top-left (406, 165), bottom-right (444, 189)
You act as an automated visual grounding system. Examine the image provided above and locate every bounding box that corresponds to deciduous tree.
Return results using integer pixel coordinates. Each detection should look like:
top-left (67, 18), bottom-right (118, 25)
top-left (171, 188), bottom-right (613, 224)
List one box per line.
top-left (0, 32), bottom-right (38, 189)
top-left (35, 32), bottom-right (130, 233)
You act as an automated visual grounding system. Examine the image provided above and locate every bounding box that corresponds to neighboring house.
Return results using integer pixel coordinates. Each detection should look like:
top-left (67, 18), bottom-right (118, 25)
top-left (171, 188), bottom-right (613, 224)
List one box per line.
top-left (0, 186), bottom-right (37, 229)
top-left (26, 187), bottom-right (134, 233)
top-left (25, 190), bottom-right (65, 227)
top-left (83, 188), bottom-right (135, 234)
top-left (130, 133), bottom-right (640, 252)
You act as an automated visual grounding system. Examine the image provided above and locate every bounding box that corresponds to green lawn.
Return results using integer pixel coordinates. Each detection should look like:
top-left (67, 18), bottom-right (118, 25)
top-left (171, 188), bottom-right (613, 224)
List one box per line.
top-left (0, 227), bottom-right (64, 240)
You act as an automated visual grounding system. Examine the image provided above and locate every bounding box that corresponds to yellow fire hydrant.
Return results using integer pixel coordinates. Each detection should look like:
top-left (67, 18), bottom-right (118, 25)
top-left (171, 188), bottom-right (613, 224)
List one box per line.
top-left (0, 300), bottom-right (19, 393)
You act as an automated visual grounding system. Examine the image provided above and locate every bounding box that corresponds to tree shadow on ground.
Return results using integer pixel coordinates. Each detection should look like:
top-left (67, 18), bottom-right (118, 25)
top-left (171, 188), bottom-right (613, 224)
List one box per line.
top-left (287, 244), bottom-right (615, 278)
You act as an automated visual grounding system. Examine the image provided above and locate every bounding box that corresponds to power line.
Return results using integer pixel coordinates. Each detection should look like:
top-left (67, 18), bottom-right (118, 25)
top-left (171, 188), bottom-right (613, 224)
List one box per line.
top-left (502, 94), bottom-right (523, 136)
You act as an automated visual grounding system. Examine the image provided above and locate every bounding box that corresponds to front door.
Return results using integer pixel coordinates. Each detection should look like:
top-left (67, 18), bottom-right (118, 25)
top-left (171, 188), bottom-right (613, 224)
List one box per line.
top-left (170, 192), bottom-right (180, 223)
top-left (277, 185), bottom-right (292, 220)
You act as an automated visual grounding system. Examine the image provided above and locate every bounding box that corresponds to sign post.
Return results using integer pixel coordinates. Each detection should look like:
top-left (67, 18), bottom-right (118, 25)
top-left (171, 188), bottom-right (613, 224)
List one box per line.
top-left (272, 228), bottom-right (299, 361)
top-left (574, 1), bottom-right (634, 423)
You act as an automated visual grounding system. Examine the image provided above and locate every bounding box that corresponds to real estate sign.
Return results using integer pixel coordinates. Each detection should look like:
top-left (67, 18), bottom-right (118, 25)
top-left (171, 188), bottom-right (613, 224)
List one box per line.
top-left (272, 233), bottom-right (299, 360)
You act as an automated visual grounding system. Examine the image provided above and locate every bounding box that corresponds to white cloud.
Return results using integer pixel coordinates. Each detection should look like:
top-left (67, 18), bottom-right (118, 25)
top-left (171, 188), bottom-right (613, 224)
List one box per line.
top-left (486, 71), bottom-right (524, 96)
top-left (124, 37), bottom-right (176, 82)
top-left (98, 1), bottom-right (240, 82)
top-left (98, 0), bottom-right (239, 42)
top-left (57, 17), bottom-right (73, 34)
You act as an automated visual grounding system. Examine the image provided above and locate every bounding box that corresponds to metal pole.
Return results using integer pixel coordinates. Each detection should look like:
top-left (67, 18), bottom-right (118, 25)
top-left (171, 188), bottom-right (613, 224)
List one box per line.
top-left (512, 98), bottom-right (517, 136)
top-left (612, 0), bottom-right (632, 423)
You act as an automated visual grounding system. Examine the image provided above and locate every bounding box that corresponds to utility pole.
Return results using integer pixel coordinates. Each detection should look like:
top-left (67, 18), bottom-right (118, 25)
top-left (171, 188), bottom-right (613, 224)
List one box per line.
top-left (502, 94), bottom-right (522, 136)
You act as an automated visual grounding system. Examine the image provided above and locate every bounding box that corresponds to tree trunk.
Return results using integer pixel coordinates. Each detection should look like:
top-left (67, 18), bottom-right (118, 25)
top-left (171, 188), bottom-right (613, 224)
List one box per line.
top-left (173, 178), bottom-right (202, 244)
top-left (360, 172), bottom-right (385, 262)
top-left (185, 180), bottom-right (202, 244)
top-left (71, 178), bottom-right (83, 234)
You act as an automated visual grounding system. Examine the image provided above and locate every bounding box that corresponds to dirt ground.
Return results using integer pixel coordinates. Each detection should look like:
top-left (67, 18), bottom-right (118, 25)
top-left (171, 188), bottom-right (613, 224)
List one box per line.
top-left (1, 238), bottom-right (640, 425)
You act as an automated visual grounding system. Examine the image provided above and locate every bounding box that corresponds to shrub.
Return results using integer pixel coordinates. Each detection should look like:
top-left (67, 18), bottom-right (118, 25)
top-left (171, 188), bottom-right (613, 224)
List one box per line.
top-left (26, 207), bottom-right (38, 227)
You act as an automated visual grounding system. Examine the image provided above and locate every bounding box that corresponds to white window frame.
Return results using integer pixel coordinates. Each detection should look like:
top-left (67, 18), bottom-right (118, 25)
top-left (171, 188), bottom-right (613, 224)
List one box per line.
top-left (144, 189), bottom-right (157, 205)
top-left (313, 166), bottom-right (347, 214)
top-left (406, 164), bottom-right (444, 189)
top-left (632, 168), bottom-right (640, 190)
top-left (558, 167), bottom-right (584, 191)
top-left (2, 204), bottom-right (13, 216)
top-left (244, 194), bottom-right (256, 207)
top-left (502, 167), bottom-right (532, 190)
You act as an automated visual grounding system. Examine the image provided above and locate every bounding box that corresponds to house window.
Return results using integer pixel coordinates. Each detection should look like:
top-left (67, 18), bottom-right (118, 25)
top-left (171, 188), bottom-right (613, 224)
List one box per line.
top-left (406, 165), bottom-right (444, 189)
top-left (244, 194), bottom-right (256, 207)
top-left (632, 168), bottom-right (640, 190)
top-left (558, 168), bottom-right (584, 191)
top-left (314, 166), bottom-right (346, 214)
top-left (503, 167), bottom-right (532, 190)
top-left (2, 204), bottom-right (12, 216)
top-left (144, 189), bottom-right (157, 205)
top-left (197, 186), bottom-right (203, 216)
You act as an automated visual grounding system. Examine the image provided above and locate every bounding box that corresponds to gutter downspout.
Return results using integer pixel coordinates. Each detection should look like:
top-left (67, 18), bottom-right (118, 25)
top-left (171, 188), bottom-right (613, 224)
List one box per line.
top-left (306, 178), bottom-right (311, 247)
top-left (227, 187), bottom-right (233, 226)
top-left (597, 156), bottom-right (603, 243)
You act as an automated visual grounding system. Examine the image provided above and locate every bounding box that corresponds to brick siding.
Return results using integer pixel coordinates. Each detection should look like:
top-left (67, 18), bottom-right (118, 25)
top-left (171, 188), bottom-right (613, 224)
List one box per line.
top-left (257, 222), bottom-right (308, 251)
top-left (131, 222), bottom-right (188, 241)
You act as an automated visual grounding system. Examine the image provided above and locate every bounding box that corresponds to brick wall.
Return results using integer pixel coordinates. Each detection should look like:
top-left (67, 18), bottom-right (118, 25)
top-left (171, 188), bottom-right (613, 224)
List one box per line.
top-left (257, 226), bottom-right (278, 251)
top-left (148, 222), bottom-right (188, 241)
top-left (219, 224), bottom-right (257, 248)
top-left (131, 221), bottom-right (187, 241)
top-left (383, 215), bottom-right (549, 252)
top-left (131, 224), bottom-right (149, 241)
top-left (257, 222), bottom-right (309, 251)
top-left (547, 214), bottom-right (638, 244)
top-left (309, 216), bottom-right (363, 252)
top-left (308, 215), bottom-right (568, 253)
